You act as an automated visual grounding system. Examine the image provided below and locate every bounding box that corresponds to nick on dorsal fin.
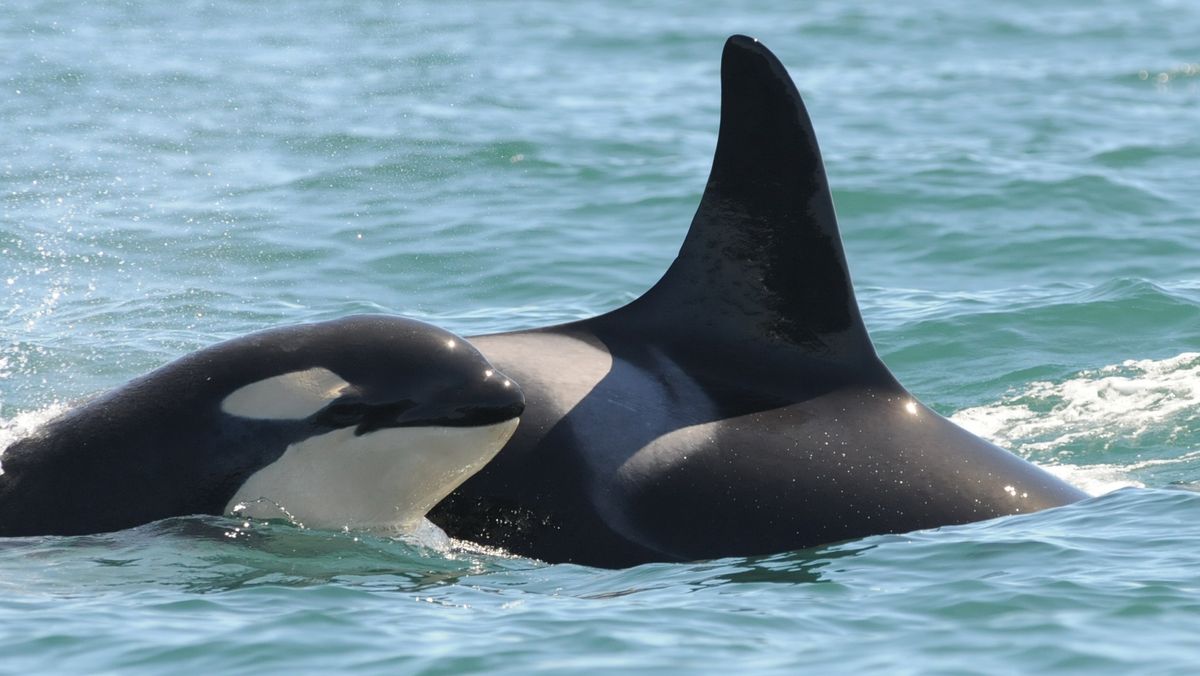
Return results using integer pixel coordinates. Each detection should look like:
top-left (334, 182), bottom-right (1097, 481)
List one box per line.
top-left (610, 35), bottom-right (875, 362)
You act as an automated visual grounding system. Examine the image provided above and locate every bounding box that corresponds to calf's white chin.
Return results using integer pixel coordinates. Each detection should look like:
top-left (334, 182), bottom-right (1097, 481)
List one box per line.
top-left (225, 418), bottom-right (519, 532)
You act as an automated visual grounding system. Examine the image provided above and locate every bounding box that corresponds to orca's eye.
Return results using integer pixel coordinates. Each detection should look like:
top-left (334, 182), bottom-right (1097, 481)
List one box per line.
top-left (315, 401), bottom-right (370, 428)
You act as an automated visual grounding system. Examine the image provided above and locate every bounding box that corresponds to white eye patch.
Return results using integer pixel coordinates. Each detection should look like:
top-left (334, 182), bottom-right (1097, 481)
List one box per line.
top-left (221, 367), bottom-right (352, 420)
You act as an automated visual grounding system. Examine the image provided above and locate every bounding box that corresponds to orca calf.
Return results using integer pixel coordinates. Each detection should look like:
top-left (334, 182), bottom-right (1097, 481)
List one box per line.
top-left (428, 36), bottom-right (1088, 567)
top-left (0, 315), bottom-right (524, 537)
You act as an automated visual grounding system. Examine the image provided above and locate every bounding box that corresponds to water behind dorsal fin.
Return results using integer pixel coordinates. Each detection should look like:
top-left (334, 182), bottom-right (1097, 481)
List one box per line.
top-left (605, 35), bottom-right (876, 362)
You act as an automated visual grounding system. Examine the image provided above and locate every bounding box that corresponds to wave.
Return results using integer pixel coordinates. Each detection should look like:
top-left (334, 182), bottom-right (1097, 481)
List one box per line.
top-left (951, 352), bottom-right (1200, 492)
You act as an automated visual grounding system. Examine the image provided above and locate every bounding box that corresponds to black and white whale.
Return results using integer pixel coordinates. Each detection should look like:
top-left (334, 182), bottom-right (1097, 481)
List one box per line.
top-left (0, 315), bottom-right (524, 537)
top-left (427, 35), bottom-right (1089, 567)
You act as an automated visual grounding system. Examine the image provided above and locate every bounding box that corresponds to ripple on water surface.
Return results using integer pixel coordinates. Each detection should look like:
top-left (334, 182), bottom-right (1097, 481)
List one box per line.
top-left (4, 0), bottom-right (1200, 673)
top-left (1, 490), bottom-right (1200, 672)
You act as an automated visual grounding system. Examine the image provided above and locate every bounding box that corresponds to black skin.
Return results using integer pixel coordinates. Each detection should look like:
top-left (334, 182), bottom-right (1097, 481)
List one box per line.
top-left (0, 315), bottom-right (524, 537)
top-left (427, 36), bottom-right (1088, 568)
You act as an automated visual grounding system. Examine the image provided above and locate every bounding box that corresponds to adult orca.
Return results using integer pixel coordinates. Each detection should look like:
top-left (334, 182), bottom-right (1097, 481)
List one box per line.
top-left (0, 315), bottom-right (524, 537)
top-left (428, 35), bottom-right (1088, 567)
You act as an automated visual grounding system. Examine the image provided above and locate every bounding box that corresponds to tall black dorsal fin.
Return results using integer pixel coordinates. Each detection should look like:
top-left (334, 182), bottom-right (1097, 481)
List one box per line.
top-left (610, 35), bottom-right (875, 361)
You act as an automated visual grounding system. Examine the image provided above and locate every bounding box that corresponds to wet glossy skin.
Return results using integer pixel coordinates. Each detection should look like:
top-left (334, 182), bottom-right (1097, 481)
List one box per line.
top-left (0, 315), bottom-right (524, 537)
top-left (428, 36), bottom-right (1086, 567)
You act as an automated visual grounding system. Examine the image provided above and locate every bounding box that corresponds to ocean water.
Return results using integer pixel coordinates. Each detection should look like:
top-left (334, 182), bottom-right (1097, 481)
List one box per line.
top-left (3, 0), bottom-right (1200, 672)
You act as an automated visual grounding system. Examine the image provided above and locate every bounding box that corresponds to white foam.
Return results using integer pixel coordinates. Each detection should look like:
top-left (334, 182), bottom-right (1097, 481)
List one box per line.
top-left (950, 352), bottom-right (1200, 495)
top-left (1040, 463), bottom-right (1145, 495)
top-left (0, 402), bottom-right (70, 476)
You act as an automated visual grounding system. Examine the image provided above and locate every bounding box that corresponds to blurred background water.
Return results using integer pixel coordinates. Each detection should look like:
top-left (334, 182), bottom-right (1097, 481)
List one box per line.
top-left (2, 1), bottom-right (1199, 673)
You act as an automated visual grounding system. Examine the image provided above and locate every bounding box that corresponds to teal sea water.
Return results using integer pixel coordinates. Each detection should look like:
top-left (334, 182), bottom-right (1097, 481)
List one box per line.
top-left (3, 1), bottom-right (1200, 672)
